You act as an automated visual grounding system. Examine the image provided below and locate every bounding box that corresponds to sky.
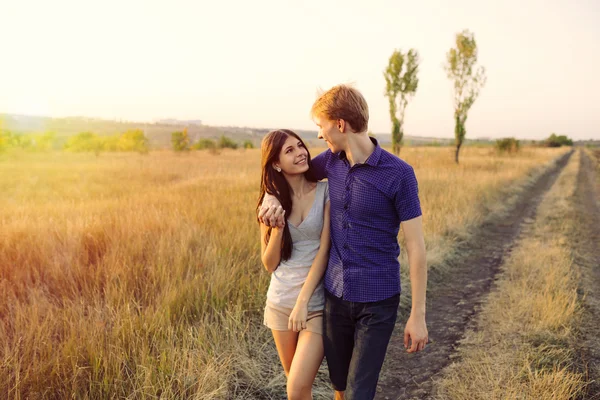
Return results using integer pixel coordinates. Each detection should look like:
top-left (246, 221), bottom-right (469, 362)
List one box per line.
top-left (1, 0), bottom-right (599, 140)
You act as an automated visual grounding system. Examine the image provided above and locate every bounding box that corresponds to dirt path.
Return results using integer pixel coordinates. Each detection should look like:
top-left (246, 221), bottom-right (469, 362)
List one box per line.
top-left (573, 150), bottom-right (600, 399)
top-left (375, 151), bottom-right (574, 400)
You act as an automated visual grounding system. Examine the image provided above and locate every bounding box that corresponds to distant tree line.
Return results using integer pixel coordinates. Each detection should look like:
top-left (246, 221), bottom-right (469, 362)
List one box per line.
top-left (0, 121), bottom-right (257, 156)
top-left (0, 124), bottom-right (150, 155)
top-left (171, 131), bottom-right (255, 152)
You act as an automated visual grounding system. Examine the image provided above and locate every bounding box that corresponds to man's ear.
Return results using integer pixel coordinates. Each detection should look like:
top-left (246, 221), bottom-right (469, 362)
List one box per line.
top-left (338, 119), bottom-right (346, 133)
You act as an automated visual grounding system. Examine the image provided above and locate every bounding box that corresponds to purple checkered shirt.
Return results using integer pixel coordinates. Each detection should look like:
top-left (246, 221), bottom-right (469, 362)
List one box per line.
top-left (311, 138), bottom-right (422, 302)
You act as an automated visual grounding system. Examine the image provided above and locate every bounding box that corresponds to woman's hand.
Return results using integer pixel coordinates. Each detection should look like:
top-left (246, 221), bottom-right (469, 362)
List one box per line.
top-left (288, 302), bottom-right (308, 332)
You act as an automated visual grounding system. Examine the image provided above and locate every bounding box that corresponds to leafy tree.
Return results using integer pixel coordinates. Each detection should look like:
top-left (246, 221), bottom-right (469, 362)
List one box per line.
top-left (64, 132), bottom-right (103, 155)
top-left (118, 129), bottom-right (149, 153)
top-left (495, 137), bottom-right (520, 154)
top-left (218, 135), bottom-right (238, 149)
top-left (192, 138), bottom-right (217, 150)
top-left (545, 133), bottom-right (573, 147)
top-left (11, 134), bottom-right (34, 150)
top-left (384, 48), bottom-right (419, 155)
top-left (100, 134), bottom-right (121, 151)
top-left (171, 129), bottom-right (190, 151)
top-left (445, 30), bottom-right (487, 163)
top-left (35, 131), bottom-right (57, 151)
top-left (0, 130), bottom-right (10, 153)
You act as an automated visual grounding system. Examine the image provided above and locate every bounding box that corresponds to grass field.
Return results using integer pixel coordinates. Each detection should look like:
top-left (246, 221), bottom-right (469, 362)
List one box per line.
top-left (0, 146), bottom-right (568, 398)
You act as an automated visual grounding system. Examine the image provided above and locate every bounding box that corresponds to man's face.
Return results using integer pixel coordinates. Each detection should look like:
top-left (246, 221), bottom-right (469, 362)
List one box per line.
top-left (314, 114), bottom-right (343, 153)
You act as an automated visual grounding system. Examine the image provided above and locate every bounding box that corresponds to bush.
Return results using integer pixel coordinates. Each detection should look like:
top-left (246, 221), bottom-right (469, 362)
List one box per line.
top-left (218, 135), bottom-right (238, 149)
top-left (171, 130), bottom-right (190, 152)
top-left (64, 132), bottom-right (103, 155)
top-left (192, 138), bottom-right (217, 150)
top-left (118, 129), bottom-right (149, 154)
top-left (243, 140), bottom-right (254, 149)
top-left (0, 130), bottom-right (11, 153)
top-left (495, 137), bottom-right (520, 154)
top-left (100, 134), bottom-right (121, 152)
top-left (545, 133), bottom-right (573, 147)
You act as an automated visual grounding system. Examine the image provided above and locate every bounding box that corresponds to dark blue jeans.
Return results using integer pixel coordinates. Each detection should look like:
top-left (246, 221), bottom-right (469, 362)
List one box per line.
top-left (323, 290), bottom-right (400, 400)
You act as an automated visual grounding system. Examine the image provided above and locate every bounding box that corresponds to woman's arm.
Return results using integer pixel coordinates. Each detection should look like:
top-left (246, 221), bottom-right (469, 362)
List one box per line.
top-left (288, 201), bottom-right (331, 331)
top-left (260, 222), bottom-right (284, 273)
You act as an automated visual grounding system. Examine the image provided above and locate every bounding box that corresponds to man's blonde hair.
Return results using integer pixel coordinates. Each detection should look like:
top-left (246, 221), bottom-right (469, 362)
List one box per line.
top-left (310, 84), bottom-right (369, 133)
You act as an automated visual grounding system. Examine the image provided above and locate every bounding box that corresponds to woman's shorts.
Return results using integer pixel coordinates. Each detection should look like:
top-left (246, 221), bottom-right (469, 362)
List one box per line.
top-left (264, 302), bottom-right (324, 335)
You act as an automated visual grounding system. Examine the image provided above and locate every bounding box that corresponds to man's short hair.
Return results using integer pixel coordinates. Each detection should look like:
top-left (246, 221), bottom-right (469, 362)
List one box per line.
top-left (311, 84), bottom-right (369, 133)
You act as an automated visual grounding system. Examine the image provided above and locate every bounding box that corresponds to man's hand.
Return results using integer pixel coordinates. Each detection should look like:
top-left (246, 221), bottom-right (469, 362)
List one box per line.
top-left (258, 193), bottom-right (286, 228)
top-left (404, 313), bottom-right (428, 353)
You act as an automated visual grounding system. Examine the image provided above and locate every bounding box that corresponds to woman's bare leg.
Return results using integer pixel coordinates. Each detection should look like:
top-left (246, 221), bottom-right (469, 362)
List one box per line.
top-left (287, 331), bottom-right (324, 400)
top-left (271, 329), bottom-right (298, 376)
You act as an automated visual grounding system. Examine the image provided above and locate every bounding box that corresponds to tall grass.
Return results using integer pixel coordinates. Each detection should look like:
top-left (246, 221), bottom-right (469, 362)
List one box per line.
top-left (0, 146), bottom-right (566, 398)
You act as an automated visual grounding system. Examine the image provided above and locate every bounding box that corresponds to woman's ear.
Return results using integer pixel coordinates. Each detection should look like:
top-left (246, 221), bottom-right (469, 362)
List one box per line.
top-left (272, 163), bottom-right (282, 172)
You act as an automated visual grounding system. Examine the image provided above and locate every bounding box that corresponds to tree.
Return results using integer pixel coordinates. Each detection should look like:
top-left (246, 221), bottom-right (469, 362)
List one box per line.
top-left (445, 30), bottom-right (486, 163)
top-left (218, 135), bottom-right (238, 149)
top-left (35, 131), bottom-right (57, 151)
top-left (383, 48), bottom-right (419, 155)
top-left (243, 140), bottom-right (254, 149)
top-left (0, 128), bottom-right (10, 153)
top-left (192, 138), bottom-right (217, 150)
top-left (64, 132), bottom-right (103, 155)
top-left (118, 129), bottom-right (149, 153)
top-left (171, 128), bottom-right (190, 151)
top-left (545, 133), bottom-right (573, 147)
top-left (495, 137), bottom-right (520, 154)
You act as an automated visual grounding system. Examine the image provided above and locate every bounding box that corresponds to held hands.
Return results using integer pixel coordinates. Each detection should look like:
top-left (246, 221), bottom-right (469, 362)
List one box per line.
top-left (404, 313), bottom-right (429, 353)
top-left (258, 194), bottom-right (286, 229)
top-left (288, 303), bottom-right (308, 332)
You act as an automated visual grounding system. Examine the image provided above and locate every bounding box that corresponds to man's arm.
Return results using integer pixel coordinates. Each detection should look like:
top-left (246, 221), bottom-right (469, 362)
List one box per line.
top-left (394, 166), bottom-right (428, 353)
top-left (402, 216), bottom-right (428, 352)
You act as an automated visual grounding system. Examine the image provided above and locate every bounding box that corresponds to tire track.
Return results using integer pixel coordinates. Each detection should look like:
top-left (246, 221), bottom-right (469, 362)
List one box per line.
top-left (376, 150), bottom-right (574, 400)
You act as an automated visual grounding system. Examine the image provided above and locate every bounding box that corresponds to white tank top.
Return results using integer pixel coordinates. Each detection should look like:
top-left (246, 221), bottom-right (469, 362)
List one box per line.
top-left (266, 181), bottom-right (329, 311)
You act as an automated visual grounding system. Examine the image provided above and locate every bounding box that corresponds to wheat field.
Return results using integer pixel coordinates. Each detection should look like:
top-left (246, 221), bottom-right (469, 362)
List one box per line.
top-left (0, 146), bottom-right (567, 398)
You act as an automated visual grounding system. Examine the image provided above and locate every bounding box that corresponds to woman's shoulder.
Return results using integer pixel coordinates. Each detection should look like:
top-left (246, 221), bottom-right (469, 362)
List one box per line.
top-left (316, 180), bottom-right (328, 190)
top-left (316, 181), bottom-right (329, 202)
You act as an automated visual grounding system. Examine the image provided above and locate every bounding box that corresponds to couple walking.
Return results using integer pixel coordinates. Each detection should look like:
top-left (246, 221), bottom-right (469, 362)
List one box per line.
top-left (257, 84), bottom-right (428, 400)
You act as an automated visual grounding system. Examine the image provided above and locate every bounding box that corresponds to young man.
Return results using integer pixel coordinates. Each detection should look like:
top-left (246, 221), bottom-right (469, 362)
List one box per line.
top-left (259, 84), bottom-right (428, 400)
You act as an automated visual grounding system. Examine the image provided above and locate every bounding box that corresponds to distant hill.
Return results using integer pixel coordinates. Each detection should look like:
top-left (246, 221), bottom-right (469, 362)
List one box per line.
top-left (1, 112), bottom-right (533, 149)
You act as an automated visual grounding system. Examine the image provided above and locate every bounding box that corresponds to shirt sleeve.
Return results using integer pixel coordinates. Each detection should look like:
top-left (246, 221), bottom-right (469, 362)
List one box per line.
top-left (310, 150), bottom-right (330, 180)
top-left (323, 181), bottom-right (330, 204)
top-left (395, 165), bottom-right (422, 222)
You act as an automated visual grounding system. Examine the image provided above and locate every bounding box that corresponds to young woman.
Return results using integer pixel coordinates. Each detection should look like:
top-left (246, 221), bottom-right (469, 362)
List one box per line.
top-left (257, 129), bottom-right (331, 400)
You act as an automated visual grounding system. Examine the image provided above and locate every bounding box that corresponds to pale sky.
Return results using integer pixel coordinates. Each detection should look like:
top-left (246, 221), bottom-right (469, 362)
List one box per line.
top-left (2, 0), bottom-right (599, 140)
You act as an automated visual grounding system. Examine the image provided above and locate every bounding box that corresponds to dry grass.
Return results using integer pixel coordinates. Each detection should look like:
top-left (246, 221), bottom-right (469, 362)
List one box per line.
top-left (435, 150), bottom-right (587, 400)
top-left (0, 146), bottom-right (566, 398)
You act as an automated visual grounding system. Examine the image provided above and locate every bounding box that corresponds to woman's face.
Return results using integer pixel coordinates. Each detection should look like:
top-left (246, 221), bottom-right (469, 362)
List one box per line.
top-left (274, 135), bottom-right (309, 175)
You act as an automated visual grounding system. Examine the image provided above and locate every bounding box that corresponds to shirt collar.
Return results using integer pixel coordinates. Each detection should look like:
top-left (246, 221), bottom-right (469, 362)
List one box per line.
top-left (338, 136), bottom-right (382, 166)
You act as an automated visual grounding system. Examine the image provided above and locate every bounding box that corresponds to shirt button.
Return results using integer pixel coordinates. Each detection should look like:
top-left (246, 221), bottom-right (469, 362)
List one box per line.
top-left (343, 244), bottom-right (348, 249)
top-left (344, 204), bottom-right (348, 210)
top-left (346, 185), bottom-right (350, 191)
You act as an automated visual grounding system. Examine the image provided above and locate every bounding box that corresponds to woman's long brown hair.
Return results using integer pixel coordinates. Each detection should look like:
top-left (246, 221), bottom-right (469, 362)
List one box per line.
top-left (257, 129), bottom-right (316, 261)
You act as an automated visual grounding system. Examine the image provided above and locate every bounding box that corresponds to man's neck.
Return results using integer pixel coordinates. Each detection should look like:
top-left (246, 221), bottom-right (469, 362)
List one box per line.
top-left (343, 134), bottom-right (375, 166)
